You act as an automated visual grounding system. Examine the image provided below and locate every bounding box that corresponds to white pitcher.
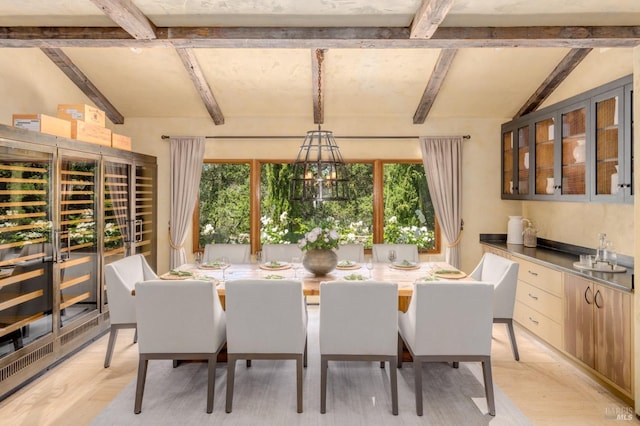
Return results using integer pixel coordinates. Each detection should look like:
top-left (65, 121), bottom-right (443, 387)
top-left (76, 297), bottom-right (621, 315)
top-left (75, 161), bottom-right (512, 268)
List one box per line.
top-left (507, 216), bottom-right (524, 245)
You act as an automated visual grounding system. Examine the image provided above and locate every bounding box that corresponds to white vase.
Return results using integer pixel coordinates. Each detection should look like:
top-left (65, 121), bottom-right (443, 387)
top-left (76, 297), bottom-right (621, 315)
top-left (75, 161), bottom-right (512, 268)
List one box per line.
top-left (572, 140), bottom-right (585, 162)
top-left (611, 165), bottom-right (619, 194)
top-left (546, 177), bottom-right (555, 194)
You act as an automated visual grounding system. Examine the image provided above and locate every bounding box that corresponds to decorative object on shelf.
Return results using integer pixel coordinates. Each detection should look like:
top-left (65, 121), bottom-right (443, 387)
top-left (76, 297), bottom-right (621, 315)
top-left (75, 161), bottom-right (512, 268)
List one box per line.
top-left (507, 216), bottom-right (524, 245)
top-left (546, 177), bottom-right (555, 194)
top-left (523, 152), bottom-right (529, 170)
top-left (572, 139), bottom-right (586, 162)
top-left (299, 224), bottom-right (340, 275)
top-left (548, 124), bottom-right (554, 140)
top-left (611, 165), bottom-right (619, 194)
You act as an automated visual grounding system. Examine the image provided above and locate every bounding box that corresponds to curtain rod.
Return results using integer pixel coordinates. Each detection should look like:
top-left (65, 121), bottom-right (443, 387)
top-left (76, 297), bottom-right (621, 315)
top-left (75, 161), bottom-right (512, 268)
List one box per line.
top-left (160, 134), bottom-right (471, 140)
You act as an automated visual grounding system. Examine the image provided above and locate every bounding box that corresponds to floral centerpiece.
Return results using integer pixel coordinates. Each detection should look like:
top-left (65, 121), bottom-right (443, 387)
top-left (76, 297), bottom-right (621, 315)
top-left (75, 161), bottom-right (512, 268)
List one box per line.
top-left (298, 226), bottom-right (340, 251)
top-left (298, 225), bottom-right (340, 275)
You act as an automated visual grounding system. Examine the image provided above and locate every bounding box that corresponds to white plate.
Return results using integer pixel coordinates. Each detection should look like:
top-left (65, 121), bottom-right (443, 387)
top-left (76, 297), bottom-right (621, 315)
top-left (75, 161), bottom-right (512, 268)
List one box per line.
top-left (392, 260), bottom-right (417, 268)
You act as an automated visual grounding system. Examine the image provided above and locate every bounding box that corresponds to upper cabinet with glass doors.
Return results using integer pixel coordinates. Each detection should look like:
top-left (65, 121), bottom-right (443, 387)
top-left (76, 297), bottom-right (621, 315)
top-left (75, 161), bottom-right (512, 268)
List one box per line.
top-left (501, 75), bottom-right (632, 204)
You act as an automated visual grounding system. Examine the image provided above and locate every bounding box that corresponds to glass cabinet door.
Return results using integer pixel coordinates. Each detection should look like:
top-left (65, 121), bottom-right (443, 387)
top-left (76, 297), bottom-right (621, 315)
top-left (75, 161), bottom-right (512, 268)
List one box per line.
top-left (0, 144), bottom-right (53, 358)
top-left (594, 90), bottom-right (621, 198)
top-left (58, 152), bottom-right (99, 327)
top-left (534, 117), bottom-right (555, 196)
top-left (516, 125), bottom-right (530, 196)
top-left (560, 104), bottom-right (588, 198)
top-left (134, 159), bottom-right (157, 270)
top-left (502, 129), bottom-right (514, 196)
top-left (103, 160), bottom-right (131, 264)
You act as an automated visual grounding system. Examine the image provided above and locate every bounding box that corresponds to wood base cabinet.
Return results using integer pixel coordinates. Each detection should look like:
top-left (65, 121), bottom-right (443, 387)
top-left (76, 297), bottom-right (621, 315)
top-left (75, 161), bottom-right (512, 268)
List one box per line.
top-left (564, 273), bottom-right (632, 396)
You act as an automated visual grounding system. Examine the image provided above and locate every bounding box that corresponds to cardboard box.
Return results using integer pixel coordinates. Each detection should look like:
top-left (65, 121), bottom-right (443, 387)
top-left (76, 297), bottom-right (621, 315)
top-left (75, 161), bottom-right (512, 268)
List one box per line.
top-left (57, 104), bottom-right (106, 127)
top-left (12, 114), bottom-right (72, 138)
top-left (70, 120), bottom-right (112, 146)
top-left (111, 133), bottom-right (132, 151)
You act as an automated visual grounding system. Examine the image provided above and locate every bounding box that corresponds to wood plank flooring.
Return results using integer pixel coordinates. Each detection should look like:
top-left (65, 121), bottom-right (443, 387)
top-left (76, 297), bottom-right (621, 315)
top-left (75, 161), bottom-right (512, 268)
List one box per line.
top-left (0, 311), bottom-right (636, 425)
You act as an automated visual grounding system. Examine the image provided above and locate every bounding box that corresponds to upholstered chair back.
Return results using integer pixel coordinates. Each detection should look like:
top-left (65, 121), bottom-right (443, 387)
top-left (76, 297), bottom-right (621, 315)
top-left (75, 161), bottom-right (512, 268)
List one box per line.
top-left (203, 243), bottom-right (251, 264)
top-left (335, 244), bottom-right (365, 262)
top-left (372, 244), bottom-right (419, 263)
top-left (470, 253), bottom-right (519, 319)
top-left (261, 244), bottom-right (303, 263)
top-left (104, 254), bottom-right (157, 325)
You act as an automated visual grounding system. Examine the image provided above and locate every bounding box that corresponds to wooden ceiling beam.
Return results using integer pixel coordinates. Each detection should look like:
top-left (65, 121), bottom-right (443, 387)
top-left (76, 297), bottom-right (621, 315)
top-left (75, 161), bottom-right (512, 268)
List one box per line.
top-left (89, 0), bottom-right (157, 40)
top-left (0, 26), bottom-right (638, 48)
top-left (413, 49), bottom-right (457, 124)
top-left (311, 48), bottom-right (325, 125)
top-left (40, 47), bottom-right (124, 124)
top-left (514, 48), bottom-right (593, 118)
top-left (410, 0), bottom-right (456, 39)
top-left (175, 48), bottom-right (225, 125)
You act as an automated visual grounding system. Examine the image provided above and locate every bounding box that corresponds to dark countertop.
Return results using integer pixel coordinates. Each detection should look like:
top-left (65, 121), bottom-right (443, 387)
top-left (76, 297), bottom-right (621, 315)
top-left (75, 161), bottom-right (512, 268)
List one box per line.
top-left (480, 235), bottom-right (634, 292)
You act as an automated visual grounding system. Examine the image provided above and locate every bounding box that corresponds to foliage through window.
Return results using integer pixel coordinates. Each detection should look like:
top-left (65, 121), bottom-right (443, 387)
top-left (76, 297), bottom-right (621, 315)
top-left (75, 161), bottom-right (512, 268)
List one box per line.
top-left (196, 160), bottom-right (438, 253)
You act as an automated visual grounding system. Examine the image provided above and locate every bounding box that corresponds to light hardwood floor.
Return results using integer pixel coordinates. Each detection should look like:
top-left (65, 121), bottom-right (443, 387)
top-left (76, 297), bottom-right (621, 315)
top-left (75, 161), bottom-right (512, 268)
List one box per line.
top-left (0, 313), bottom-right (637, 425)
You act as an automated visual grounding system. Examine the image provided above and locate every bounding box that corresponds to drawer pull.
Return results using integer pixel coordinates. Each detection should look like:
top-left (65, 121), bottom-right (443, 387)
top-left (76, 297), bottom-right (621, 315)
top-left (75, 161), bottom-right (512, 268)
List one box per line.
top-left (594, 289), bottom-right (603, 309)
top-left (527, 270), bottom-right (539, 276)
top-left (584, 286), bottom-right (593, 305)
top-left (527, 293), bottom-right (539, 300)
top-left (528, 317), bottom-right (539, 325)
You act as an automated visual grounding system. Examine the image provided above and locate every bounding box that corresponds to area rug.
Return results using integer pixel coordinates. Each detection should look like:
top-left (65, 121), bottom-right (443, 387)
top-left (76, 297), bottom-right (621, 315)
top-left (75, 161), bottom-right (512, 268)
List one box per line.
top-left (92, 308), bottom-right (531, 426)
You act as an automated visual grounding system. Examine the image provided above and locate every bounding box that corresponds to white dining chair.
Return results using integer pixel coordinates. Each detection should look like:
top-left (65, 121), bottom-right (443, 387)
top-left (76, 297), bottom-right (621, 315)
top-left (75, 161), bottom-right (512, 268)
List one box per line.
top-left (335, 243), bottom-right (365, 262)
top-left (202, 243), bottom-right (251, 264)
top-left (398, 281), bottom-right (495, 416)
top-left (319, 280), bottom-right (399, 415)
top-left (133, 279), bottom-right (226, 414)
top-left (470, 252), bottom-right (521, 361)
top-left (103, 254), bottom-right (157, 368)
top-left (372, 243), bottom-right (419, 263)
top-left (224, 278), bottom-right (308, 413)
top-left (261, 243), bottom-right (303, 263)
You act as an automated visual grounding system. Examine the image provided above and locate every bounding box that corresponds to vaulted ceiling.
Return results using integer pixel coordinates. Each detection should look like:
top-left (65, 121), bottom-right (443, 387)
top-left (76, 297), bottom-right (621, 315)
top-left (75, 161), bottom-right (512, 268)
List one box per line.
top-left (0, 0), bottom-right (639, 127)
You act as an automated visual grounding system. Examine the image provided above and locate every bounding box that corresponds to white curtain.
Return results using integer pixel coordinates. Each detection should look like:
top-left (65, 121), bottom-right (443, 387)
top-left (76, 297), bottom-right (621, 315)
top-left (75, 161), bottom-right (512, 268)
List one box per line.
top-left (169, 136), bottom-right (205, 268)
top-left (420, 136), bottom-right (463, 268)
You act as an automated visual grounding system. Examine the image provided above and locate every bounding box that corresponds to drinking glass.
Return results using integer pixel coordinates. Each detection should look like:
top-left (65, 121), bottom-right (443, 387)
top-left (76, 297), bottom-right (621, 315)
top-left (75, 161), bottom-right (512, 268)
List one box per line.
top-left (255, 250), bottom-right (262, 264)
top-left (365, 257), bottom-right (374, 278)
top-left (194, 251), bottom-right (202, 266)
top-left (218, 256), bottom-right (230, 281)
top-left (291, 256), bottom-right (301, 278)
top-left (387, 249), bottom-right (397, 263)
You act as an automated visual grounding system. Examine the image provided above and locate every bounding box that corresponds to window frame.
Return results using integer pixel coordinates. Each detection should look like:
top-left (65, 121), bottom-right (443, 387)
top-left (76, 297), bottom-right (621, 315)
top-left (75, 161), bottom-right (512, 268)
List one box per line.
top-left (193, 158), bottom-right (441, 255)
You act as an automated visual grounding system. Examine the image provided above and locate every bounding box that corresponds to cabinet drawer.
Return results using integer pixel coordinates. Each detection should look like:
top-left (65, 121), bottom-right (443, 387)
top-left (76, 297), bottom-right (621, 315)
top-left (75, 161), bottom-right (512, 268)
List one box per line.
top-left (514, 302), bottom-right (563, 349)
top-left (517, 258), bottom-right (563, 297)
top-left (516, 280), bottom-right (563, 323)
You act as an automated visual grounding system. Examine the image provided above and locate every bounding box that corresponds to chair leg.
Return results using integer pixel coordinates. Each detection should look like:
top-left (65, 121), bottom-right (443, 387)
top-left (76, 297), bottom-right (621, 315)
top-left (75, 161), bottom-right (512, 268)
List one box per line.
top-left (452, 361), bottom-right (459, 369)
top-left (506, 320), bottom-right (520, 361)
top-left (397, 334), bottom-right (403, 368)
top-left (482, 359), bottom-right (496, 416)
top-left (226, 356), bottom-right (237, 413)
top-left (296, 354), bottom-right (303, 413)
top-left (207, 355), bottom-right (216, 413)
top-left (414, 360), bottom-right (423, 416)
top-left (320, 356), bottom-right (328, 414)
top-left (134, 356), bottom-right (148, 414)
top-left (246, 359), bottom-right (251, 367)
top-left (304, 337), bottom-right (308, 368)
top-left (104, 326), bottom-right (118, 368)
top-left (389, 359), bottom-right (398, 415)
top-left (133, 327), bottom-right (138, 344)
top-left (380, 361), bottom-right (385, 368)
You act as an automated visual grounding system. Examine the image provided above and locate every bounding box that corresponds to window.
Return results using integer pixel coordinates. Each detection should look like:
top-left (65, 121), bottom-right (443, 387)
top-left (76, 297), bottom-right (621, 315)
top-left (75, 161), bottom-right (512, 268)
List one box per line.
top-left (194, 160), bottom-right (439, 253)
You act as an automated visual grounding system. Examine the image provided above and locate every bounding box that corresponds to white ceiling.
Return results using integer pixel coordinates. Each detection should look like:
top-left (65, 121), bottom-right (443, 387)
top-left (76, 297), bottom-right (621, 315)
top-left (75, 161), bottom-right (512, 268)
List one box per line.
top-left (0, 0), bottom-right (638, 125)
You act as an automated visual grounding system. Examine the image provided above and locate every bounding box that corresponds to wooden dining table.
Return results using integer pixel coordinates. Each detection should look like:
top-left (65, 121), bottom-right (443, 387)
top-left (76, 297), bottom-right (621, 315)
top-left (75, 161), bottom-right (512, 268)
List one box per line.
top-left (170, 261), bottom-right (469, 312)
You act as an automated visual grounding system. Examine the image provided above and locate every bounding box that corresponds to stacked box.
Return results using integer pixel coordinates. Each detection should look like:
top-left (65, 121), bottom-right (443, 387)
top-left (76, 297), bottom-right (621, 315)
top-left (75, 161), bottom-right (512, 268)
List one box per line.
top-left (12, 114), bottom-right (72, 138)
top-left (111, 133), bottom-right (132, 151)
top-left (70, 120), bottom-right (112, 146)
top-left (57, 104), bottom-right (106, 127)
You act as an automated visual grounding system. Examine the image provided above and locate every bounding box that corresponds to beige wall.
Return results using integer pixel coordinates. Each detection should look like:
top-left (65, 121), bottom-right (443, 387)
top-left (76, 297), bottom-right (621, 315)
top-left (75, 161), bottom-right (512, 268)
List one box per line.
top-left (633, 45), bottom-right (639, 415)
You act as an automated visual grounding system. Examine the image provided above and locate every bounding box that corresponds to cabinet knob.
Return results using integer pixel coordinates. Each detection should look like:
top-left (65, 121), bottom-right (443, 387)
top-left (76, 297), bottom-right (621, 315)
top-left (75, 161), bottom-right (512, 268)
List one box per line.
top-left (527, 292), bottom-right (539, 300)
top-left (528, 317), bottom-right (539, 325)
top-left (527, 270), bottom-right (539, 276)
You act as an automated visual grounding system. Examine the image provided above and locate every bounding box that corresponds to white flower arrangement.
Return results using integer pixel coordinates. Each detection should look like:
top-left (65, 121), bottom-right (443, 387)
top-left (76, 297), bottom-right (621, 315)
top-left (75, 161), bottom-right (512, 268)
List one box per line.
top-left (298, 226), bottom-right (340, 251)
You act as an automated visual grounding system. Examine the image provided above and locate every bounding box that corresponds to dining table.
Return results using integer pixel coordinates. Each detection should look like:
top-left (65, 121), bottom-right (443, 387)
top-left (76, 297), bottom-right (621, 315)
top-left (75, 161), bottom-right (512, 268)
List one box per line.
top-left (166, 260), bottom-right (469, 312)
